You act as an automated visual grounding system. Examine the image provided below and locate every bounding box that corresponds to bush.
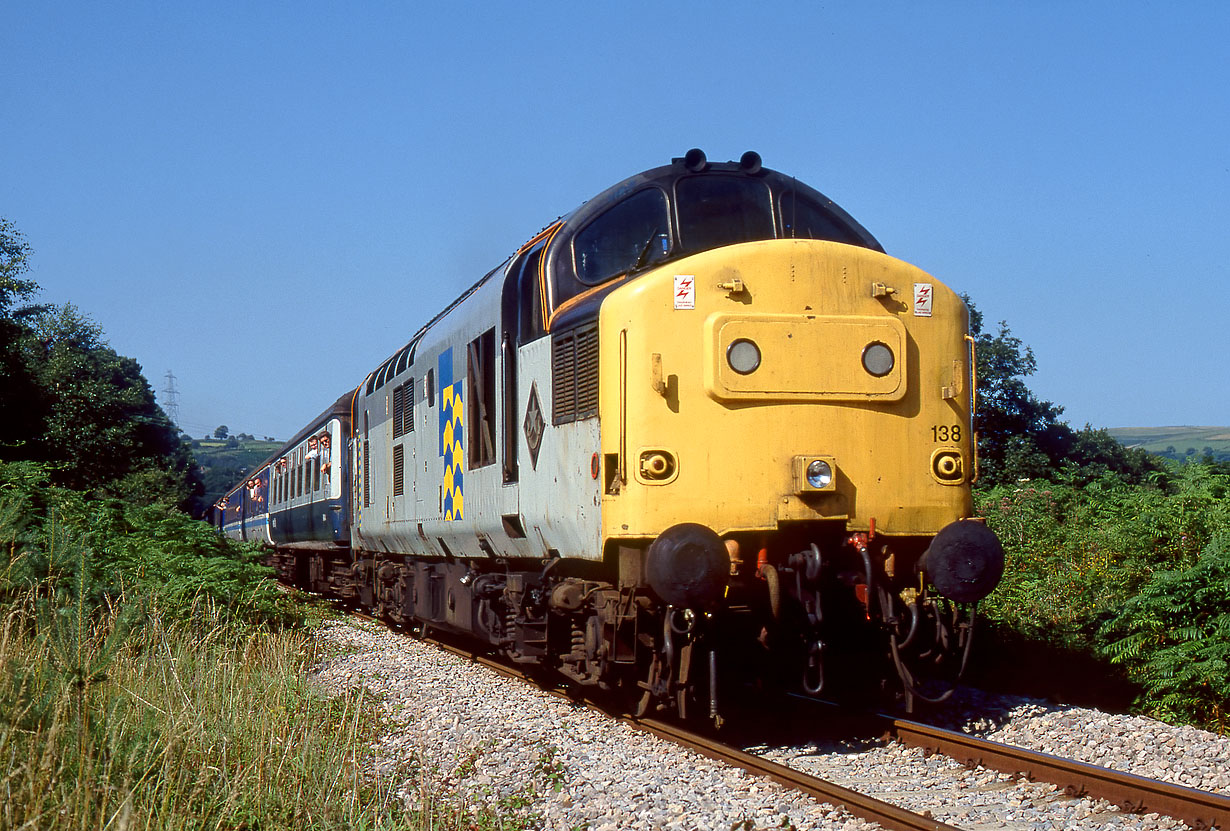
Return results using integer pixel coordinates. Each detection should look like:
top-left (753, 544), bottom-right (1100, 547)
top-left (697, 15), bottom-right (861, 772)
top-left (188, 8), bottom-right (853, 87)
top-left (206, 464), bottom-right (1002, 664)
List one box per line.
top-left (976, 459), bottom-right (1230, 728)
top-left (0, 588), bottom-right (415, 830)
top-left (1100, 537), bottom-right (1230, 730)
top-left (0, 461), bottom-right (291, 626)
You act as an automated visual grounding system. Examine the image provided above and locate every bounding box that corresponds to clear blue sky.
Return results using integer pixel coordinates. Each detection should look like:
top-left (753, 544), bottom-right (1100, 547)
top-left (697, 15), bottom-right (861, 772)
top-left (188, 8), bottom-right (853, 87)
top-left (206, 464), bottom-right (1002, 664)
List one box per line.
top-left (4, 2), bottom-right (1227, 441)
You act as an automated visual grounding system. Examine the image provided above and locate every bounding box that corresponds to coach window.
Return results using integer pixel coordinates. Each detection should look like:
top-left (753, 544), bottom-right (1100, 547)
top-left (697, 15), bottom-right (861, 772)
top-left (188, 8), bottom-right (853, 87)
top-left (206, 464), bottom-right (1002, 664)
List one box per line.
top-left (779, 189), bottom-right (866, 247)
top-left (571, 188), bottom-right (670, 294)
top-left (676, 175), bottom-right (773, 254)
top-left (467, 328), bottom-right (497, 468)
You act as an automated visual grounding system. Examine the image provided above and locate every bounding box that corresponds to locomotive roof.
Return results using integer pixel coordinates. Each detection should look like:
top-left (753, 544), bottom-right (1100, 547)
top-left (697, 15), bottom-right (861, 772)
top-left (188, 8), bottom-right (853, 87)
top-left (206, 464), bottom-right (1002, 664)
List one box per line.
top-left (557, 150), bottom-right (882, 255)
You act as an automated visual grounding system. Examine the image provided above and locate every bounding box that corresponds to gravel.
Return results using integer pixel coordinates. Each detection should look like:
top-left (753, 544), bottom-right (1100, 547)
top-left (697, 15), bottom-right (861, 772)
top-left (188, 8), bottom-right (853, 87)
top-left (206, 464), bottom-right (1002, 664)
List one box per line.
top-left (311, 617), bottom-right (1230, 830)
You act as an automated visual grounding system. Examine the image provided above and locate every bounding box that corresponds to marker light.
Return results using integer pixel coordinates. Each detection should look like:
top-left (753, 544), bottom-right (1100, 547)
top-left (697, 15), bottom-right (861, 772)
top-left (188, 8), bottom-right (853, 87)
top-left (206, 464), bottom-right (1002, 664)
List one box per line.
top-left (727, 338), bottom-right (761, 375)
top-left (862, 342), bottom-right (894, 377)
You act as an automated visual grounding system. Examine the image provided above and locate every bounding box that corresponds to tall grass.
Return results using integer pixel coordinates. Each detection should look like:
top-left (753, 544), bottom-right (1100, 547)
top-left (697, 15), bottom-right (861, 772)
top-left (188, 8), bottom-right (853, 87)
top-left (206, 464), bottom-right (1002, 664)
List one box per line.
top-left (0, 586), bottom-right (414, 830)
top-left (0, 462), bottom-right (545, 830)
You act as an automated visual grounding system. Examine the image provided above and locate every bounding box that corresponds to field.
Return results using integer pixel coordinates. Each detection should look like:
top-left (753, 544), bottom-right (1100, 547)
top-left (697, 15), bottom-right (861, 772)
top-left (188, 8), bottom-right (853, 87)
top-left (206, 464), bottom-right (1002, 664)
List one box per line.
top-left (1106, 426), bottom-right (1230, 460)
top-left (191, 438), bottom-right (283, 507)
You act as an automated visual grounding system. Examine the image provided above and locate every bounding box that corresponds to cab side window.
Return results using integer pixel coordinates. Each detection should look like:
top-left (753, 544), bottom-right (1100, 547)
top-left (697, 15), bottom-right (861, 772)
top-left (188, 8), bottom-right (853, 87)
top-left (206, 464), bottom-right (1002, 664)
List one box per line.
top-left (517, 245), bottom-right (545, 343)
top-left (467, 328), bottom-right (497, 468)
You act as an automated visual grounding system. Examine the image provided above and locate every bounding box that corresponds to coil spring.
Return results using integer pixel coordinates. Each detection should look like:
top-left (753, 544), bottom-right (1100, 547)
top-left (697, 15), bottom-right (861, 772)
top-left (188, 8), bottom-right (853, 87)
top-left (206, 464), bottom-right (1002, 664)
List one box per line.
top-left (570, 622), bottom-right (585, 660)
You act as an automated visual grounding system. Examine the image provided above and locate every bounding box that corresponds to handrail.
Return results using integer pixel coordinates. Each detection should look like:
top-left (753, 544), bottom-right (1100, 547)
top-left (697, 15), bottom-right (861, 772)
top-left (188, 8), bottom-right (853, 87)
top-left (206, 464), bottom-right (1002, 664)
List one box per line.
top-left (965, 334), bottom-right (978, 484)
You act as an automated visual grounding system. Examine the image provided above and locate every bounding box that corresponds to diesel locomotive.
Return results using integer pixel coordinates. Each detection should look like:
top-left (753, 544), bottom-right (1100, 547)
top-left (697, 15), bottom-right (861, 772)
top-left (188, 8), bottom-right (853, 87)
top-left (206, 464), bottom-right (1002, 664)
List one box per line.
top-left (217, 150), bottom-right (1005, 718)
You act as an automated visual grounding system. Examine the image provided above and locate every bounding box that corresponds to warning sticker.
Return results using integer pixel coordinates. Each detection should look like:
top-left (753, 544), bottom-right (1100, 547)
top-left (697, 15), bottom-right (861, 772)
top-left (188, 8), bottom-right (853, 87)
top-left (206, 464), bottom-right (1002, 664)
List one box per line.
top-left (674, 275), bottom-right (696, 310)
top-left (913, 283), bottom-right (933, 317)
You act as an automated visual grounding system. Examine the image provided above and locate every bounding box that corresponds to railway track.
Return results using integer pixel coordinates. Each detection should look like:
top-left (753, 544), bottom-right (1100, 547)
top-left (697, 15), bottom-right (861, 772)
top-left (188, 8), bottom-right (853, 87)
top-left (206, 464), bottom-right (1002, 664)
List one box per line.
top-left (413, 625), bottom-right (957, 831)
top-left (884, 716), bottom-right (1229, 830)
top-left (627, 715), bottom-right (960, 831)
top-left (768, 693), bottom-right (1230, 830)
top-left (347, 609), bottom-right (1228, 831)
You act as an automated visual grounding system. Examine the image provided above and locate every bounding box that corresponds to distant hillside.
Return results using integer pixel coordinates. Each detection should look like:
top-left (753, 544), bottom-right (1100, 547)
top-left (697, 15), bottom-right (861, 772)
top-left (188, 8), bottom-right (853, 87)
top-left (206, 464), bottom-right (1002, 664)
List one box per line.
top-left (190, 438), bottom-right (281, 508)
top-left (1106, 426), bottom-right (1230, 462)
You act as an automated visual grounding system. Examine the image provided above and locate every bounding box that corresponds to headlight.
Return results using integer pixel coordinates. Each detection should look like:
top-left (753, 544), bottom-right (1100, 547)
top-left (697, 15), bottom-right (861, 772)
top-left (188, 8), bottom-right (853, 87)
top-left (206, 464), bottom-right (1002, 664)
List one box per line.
top-left (795, 456), bottom-right (837, 492)
top-left (727, 338), bottom-right (761, 375)
top-left (806, 459), bottom-right (833, 489)
top-left (862, 341), bottom-right (894, 377)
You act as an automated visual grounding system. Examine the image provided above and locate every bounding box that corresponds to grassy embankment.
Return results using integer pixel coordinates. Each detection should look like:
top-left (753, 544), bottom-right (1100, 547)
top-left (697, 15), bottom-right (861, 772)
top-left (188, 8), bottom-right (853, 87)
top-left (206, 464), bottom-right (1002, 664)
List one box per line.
top-left (0, 462), bottom-right (543, 830)
top-left (191, 438), bottom-right (283, 509)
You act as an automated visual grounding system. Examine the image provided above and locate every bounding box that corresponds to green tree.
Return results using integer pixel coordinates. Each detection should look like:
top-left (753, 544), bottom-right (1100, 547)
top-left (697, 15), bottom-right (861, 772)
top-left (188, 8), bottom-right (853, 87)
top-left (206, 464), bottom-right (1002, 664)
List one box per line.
top-left (25, 305), bottom-right (200, 505)
top-left (214, 425), bottom-right (229, 440)
top-left (0, 217), bottom-right (38, 314)
top-left (966, 298), bottom-right (1068, 485)
top-left (0, 219), bottom-right (48, 454)
top-left (0, 219), bottom-right (200, 509)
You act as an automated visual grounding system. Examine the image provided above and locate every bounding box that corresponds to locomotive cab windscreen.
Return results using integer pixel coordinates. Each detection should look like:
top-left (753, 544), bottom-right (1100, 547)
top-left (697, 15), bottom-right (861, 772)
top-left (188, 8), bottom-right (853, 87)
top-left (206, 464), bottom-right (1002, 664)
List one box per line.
top-left (546, 154), bottom-right (883, 323)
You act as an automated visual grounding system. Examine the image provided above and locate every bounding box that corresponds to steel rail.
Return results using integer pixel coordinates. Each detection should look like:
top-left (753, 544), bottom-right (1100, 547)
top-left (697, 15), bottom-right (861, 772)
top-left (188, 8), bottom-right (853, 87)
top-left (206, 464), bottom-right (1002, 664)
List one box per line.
top-left (397, 625), bottom-right (966, 831)
top-left (886, 717), bottom-right (1230, 831)
top-left (629, 716), bottom-right (962, 831)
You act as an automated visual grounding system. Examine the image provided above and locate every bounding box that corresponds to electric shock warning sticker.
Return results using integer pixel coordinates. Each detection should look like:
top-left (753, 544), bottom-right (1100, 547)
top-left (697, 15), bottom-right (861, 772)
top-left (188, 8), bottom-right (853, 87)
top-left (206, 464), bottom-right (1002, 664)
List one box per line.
top-left (674, 275), bottom-right (696, 310)
top-left (913, 283), bottom-right (933, 317)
